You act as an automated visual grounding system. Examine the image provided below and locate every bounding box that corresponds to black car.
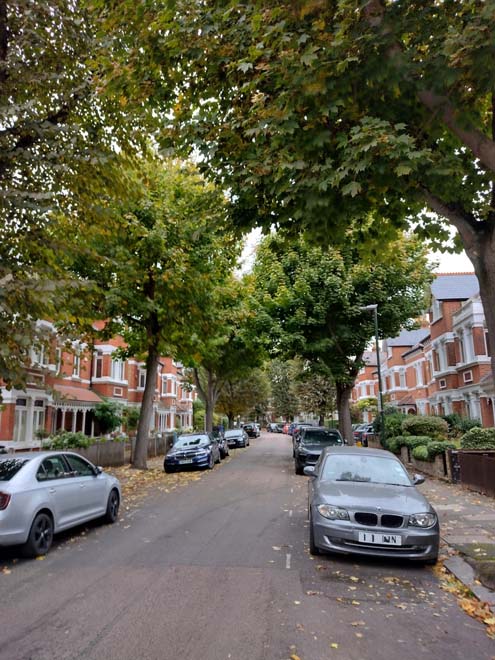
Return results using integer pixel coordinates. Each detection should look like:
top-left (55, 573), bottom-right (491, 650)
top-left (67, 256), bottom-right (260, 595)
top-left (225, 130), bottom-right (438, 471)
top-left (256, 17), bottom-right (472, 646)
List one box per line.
top-left (164, 433), bottom-right (221, 473)
top-left (243, 423), bottom-right (260, 438)
top-left (213, 430), bottom-right (230, 459)
top-left (225, 429), bottom-right (249, 448)
top-left (294, 427), bottom-right (344, 475)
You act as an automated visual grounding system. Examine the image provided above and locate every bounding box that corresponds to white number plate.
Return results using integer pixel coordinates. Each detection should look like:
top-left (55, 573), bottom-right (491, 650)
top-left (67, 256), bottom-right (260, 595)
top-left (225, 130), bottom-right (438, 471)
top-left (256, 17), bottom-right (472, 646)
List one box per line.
top-left (179, 459), bottom-right (193, 464)
top-left (358, 532), bottom-right (402, 546)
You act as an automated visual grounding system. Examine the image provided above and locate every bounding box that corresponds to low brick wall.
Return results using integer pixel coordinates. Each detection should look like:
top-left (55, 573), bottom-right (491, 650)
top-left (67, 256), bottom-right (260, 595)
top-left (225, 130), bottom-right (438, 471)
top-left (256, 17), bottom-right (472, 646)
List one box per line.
top-left (411, 453), bottom-right (448, 479)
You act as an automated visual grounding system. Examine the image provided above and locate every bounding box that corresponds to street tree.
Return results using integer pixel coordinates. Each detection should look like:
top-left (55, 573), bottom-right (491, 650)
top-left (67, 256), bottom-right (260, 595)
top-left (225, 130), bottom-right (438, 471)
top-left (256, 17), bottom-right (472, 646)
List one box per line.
top-left (216, 368), bottom-right (270, 429)
top-left (293, 363), bottom-right (336, 427)
top-left (253, 232), bottom-right (433, 442)
top-left (186, 276), bottom-right (265, 432)
top-left (0, 2), bottom-right (142, 389)
top-left (67, 158), bottom-right (237, 468)
top-left (110, 1), bottom-right (495, 383)
top-left (266, 359), bottom-right (300, 422)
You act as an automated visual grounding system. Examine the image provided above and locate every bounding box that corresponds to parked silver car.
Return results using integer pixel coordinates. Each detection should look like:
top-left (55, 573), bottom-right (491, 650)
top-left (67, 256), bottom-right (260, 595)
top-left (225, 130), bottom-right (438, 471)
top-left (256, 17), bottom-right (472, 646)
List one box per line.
top-left (306, 447), bottom-right (439, 564)
top-left (0, 452), bottom-right (121, 557)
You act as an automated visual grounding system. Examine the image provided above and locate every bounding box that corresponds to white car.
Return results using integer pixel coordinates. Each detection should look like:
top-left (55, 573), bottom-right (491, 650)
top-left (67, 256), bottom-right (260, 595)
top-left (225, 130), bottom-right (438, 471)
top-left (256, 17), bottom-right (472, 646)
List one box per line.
top-left (0, 451), bottom-right (121, 557)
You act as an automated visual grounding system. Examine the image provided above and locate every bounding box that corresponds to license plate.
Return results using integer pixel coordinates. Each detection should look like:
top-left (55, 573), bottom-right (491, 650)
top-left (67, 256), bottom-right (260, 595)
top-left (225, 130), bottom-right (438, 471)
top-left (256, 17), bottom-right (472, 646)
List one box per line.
top-left (179, 459), bottom-right (193, 464)
top-left (358, 532), bottom-right (402, 546)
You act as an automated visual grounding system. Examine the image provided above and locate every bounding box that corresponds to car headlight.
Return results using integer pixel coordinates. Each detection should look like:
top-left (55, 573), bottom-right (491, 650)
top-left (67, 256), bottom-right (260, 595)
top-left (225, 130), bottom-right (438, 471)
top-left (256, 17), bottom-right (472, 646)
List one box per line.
top-left (409, 512), bottom-right (437, 528)
top-left (317, 504), bottom-right (350, 521)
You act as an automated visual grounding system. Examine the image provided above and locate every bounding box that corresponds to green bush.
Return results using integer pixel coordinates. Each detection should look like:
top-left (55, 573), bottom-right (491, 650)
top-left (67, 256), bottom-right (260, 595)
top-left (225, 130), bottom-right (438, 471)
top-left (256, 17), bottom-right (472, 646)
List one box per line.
top-left (403, 435), bottom-right (432, 449)
top-left (460, 427), bottom-right (495, 450)
top-left (383, 413), bottom-right (407, 439)
top-left (443, 414), bottom-right (481, 438)
top-left (427, 441), bottom-right (457, 458)
top-left (43, 431), bottom-right (92, 450)
top-left (401, 415), bottom-right (448, 439)
top-left (385, 436), bottom-right (410, 453)
top-left (412, 445), bottom-right (429, 461)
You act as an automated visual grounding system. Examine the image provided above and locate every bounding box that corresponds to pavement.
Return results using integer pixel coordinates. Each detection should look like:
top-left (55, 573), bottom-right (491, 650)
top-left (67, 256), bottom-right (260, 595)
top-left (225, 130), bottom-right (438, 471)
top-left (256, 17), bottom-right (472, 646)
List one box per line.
top-left (418, 476), bottom-right (495, 607)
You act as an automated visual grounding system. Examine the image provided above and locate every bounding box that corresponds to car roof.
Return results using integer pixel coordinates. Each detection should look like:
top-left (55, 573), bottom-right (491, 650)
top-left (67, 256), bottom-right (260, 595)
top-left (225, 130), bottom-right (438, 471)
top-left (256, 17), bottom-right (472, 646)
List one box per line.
top-left (320, 446), bottom-right (396, 459)
top-left (0, 451), bottom-right (79, 460)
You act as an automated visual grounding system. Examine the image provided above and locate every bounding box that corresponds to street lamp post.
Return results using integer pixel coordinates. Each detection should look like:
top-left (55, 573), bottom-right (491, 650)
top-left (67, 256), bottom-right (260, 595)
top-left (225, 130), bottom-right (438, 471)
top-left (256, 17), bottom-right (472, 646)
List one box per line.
top-left (361, 304), bottom-right (386, 447)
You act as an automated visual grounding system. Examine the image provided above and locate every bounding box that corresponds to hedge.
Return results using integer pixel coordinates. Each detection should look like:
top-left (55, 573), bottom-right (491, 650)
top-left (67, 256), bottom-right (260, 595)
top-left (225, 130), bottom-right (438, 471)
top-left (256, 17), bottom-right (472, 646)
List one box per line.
top-left (426, 441), bottom-right (457, 459)
top-left (385, 435), bottom-right (410, 453)
top-left (43, 431), bottom-right (93, 450)
top-left (460, 427), bottom-right (495, 450)
top-left (403, 435), bottom-right (433, 449)
top-left (401, 415), bottom-right (448, 439)
top-left (412, 445), bottom-right (429, 461)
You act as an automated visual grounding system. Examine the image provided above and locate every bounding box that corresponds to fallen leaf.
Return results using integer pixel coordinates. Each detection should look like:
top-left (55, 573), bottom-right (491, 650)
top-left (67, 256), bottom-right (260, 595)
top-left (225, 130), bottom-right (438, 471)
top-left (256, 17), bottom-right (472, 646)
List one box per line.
top-left (330, 642), bottom-right (339, 649)
top-left (355, 633), bottom-right (363, 638)
top-left (351, 621), bottom-right (366, 627)
top-left (350, 576), bottom-right (359, 582)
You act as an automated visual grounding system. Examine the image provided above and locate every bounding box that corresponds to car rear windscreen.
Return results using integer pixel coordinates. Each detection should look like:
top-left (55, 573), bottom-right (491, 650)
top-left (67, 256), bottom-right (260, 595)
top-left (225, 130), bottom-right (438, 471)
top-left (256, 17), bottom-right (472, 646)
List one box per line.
top-left (0, 458), bottom-right (30, 481)
top-left (302, 430), bottom-right (342, 445)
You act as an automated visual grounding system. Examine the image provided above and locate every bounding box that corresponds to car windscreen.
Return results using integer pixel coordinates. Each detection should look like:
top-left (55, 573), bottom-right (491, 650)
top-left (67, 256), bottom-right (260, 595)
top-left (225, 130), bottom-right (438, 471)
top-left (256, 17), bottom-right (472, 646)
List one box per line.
top-left (321, 454), bottom-right (411, 486)
top-left (0, 457), bottom-right (30, 481)
top-left (301, 431), bottom-right (342, 445)
top-left (174, 436), bottom-right (209, 448)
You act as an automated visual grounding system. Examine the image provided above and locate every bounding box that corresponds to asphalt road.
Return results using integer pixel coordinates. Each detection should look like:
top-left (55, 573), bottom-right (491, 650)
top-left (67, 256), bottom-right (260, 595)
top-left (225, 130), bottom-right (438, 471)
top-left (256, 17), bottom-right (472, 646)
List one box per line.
top-left (0, 432), bottom-right (493, 660)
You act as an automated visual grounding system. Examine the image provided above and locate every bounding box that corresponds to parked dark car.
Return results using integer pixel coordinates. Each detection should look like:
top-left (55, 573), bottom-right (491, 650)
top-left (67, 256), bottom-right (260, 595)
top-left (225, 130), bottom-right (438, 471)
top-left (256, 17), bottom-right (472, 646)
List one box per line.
top-left (225, 429), bottom-right (249, 448)
top-left (294, 427), bottom-right (344, 474)
top-left (164, 433), bottom-right (221, 473)
top-left (243, 423), bottom-right (260, 438)
top-left (292, 423), bottom-right (316, 456)
top-left (267, 423), bottom-right (283, 433)
top-left (305, 447), bottom-right (439, 563)
top-left (354, 423), bottom-right (374, 447)
top-left (213, 430), bottom-right (230, 459)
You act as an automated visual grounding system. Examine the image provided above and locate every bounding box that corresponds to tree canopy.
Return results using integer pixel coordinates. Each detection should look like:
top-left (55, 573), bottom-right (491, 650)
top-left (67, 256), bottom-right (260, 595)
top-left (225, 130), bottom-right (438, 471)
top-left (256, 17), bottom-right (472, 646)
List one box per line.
top-left (252, 231), bottom-right (433, 441)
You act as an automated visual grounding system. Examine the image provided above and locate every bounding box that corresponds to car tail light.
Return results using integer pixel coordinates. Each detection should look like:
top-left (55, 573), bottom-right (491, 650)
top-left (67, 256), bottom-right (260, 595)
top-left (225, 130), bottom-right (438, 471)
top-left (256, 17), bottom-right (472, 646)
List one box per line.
top-left (0, 492), bottom-right (11, 510)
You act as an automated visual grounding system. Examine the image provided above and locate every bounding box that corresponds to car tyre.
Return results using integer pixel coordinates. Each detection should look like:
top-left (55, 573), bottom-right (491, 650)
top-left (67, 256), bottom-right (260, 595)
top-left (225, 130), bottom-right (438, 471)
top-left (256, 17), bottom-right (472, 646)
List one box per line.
top-left (215, 453), bottom-right (221, 464)
top-left (309, 517), bottom-right (320, 556)
top-left (104, 489), bottom-right (120, 524)
top-left (164, 465), bottom-right (175, 474)
top-left (295, 461), bottom-right (304, 475)
top-left (207, 454), bottom-right (214, 469)
top-left (22, 512), bottom-right (54, 558)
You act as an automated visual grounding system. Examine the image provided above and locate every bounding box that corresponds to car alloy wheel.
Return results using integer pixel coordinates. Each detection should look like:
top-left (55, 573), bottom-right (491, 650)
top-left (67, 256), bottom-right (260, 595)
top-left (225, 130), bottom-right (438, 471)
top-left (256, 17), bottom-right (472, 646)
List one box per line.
top-left (22, 512), bottom-right (54, 558)
top-left (104, 489), bottom-right (120, 524)
top-left (208, 454), bottom-right (214, 469)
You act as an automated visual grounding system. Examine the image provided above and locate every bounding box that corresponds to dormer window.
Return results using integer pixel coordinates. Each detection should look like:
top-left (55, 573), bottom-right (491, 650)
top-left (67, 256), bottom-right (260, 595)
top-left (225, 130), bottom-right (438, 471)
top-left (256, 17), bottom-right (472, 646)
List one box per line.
top-left (431, 297), bottom-right (442, 322)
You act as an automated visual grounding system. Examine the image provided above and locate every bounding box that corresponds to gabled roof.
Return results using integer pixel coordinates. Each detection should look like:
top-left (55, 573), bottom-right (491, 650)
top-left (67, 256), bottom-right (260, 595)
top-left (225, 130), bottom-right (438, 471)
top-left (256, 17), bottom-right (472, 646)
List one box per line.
top-left (362, 350), bottom-right (377, 367)
top-left (386, 328), bottom-right (430, 348)
top-left (431, 273), bottom-right (479, 301)
top-left (53, 385), bottom-right (103, 403)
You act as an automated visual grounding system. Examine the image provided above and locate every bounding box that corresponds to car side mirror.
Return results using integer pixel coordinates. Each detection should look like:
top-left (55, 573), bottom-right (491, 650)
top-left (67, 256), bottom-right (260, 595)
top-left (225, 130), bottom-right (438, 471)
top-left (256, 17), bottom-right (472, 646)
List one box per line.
top-left (94, 466), bottom-right (103, 475)
top-left (413, 474), bottom-right (425, 485)
top-left (303, 466), bottom-right (316, 477)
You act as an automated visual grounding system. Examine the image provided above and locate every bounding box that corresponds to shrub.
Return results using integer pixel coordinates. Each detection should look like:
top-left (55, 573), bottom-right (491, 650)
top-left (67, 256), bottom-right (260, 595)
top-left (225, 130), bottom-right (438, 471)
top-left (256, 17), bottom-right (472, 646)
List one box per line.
top-left (94, 400), bottom-right (123, 435)
top-left (412, 445), bottom-right (429, 461)
top-left (401, 415), bottom-right (448, 439)
top-left (443, 414), bottom-right (481, 438)
top-left (427, 441), bottom-right (457, 458)
top-left (43, 431), bottom-right (92, 450)
top-left (460, 427), bottom-right (495, 450)
top-left (385, 436), bottom-right (410, 453)
top-left (403, 435), bottom-right (432, 449)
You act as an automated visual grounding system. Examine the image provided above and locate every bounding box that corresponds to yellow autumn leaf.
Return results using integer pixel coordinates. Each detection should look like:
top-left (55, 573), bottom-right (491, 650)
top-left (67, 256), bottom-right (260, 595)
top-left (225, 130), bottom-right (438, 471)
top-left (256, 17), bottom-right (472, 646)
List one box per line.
top-left (330, 642), bottom-right (339, 649)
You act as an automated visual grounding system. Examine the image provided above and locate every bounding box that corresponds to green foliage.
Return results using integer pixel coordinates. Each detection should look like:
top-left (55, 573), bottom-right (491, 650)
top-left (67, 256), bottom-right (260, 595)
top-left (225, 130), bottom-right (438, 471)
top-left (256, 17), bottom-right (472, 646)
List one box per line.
top-left (43, 431), bottom-right (92, 450)
top-left (404, 436), bottom-right (433, 450)
top-left (381, 413), bottom-right (408, 440)
top-left (267, 359), bottom-right (300, 421)
top-left (401, 416), bottom-right (448, 439)
top-left (460, 427), bottom-right (495, 450)
top-left (427, 441), bottom-right (457, 458)
top-left (384, 437), bottom-right (402, 454)
top-left (122, 406), bottom-right (141, 432)
top-left (412, 445), bottom-right (430, 462)
top-left (216, 368), bottom-right (270, 423)
top-left (93, 400), bottom-right (123, 435)
top-left (193, 399), bottom-right (206, 431)
top-left (443, 414), bottom-right (482, 437)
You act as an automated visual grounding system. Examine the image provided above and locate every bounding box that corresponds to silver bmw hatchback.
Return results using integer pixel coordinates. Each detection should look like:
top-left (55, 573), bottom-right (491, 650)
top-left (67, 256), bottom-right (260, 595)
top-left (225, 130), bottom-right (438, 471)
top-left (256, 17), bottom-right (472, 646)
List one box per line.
top-left (0, 451), bottom-right (121, 557)
top-left (306, 447), bottom-right (439, 564)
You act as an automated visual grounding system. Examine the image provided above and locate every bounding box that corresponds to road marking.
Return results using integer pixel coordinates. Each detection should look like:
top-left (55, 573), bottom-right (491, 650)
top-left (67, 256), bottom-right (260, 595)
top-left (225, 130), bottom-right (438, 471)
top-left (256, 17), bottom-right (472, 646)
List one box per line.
top-left (286, 553), bottom-right (291, 569)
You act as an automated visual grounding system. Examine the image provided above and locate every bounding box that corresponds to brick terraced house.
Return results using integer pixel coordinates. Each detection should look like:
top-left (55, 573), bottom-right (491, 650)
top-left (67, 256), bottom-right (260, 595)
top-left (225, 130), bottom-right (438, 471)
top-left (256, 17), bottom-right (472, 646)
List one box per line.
top-left (352, 273), bottom-right (495, 427)
top-left (0, 322), bottom-right (194, 448)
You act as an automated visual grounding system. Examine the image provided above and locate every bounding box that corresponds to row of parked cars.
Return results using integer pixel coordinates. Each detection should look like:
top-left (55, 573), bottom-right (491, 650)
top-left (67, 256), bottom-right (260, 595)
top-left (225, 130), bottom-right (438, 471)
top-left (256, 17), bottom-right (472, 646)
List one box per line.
top-left (164, 428), bottom-right (250, 473)
top-left (288, 423), bottom-right (440, 565)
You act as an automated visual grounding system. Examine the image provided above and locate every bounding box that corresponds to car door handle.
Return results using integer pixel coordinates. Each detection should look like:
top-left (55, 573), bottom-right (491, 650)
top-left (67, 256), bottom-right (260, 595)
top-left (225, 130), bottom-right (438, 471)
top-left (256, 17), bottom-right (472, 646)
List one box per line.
top-left (49, 488), bottom-right (56, 494)
top-left (79, 483), bottom-right (86, 488)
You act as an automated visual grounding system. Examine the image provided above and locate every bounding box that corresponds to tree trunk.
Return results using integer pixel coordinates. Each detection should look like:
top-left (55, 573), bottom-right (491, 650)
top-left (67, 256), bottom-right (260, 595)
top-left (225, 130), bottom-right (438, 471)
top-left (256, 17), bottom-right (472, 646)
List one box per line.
top-left (132, 345), bottom-right (160, 469)
top-left (336, 381), bottom-right (354, 445)
top-left (462, 226), bottom-right (495, 388)
top-left (192, 367), bottom-right (221, 433)
top-left (227, 413), bottom-right (234, 429)
top-left (318, 412), bottom-right (325, 426)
